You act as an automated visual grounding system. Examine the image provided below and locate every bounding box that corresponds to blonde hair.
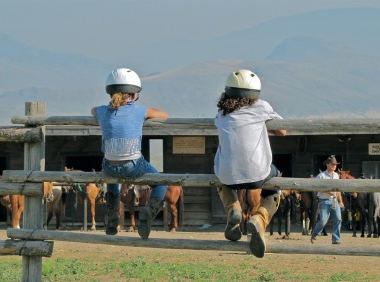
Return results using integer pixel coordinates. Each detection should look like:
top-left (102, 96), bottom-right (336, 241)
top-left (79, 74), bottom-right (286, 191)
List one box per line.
top-left (109, 93), bottom-right (132, 109)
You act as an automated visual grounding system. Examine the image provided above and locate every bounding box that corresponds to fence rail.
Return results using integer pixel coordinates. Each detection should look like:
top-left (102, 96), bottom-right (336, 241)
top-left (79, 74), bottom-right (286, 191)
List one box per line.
top-left (7, 228), bottom-right (380, 257)
top-left (0, 182), bottom-right (42, 196)
top-left (2, 170), bottom-right (380, 193)
top-left (0, 126), bottom-right (42, 142)
top-left (10, 116), bottom-right (380, 135)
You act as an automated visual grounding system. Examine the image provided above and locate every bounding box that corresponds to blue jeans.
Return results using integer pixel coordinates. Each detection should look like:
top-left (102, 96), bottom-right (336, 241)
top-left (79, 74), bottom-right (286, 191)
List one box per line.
top-left (312, 199), bottom-right (342, 243)
top-left (102, 156), bottom-right (167, 199)
top-left (226, 164), bottom-right (281, 198)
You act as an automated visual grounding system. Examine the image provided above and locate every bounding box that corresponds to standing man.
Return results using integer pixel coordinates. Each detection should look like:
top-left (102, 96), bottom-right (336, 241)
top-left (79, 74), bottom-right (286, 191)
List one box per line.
top-left (311, 155), bottom-right (345, 244)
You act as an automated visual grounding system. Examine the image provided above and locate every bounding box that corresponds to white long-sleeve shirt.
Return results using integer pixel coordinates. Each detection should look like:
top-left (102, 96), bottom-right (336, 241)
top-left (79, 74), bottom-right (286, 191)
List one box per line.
top-left (214, 99), bottom-right (282, 185)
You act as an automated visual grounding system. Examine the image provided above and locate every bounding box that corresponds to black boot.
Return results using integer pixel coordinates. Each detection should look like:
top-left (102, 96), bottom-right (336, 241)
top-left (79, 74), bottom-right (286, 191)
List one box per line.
top-left (106, 192), bottom-right (120, 235)
top-left (138, 197), bottom-right (164, 239)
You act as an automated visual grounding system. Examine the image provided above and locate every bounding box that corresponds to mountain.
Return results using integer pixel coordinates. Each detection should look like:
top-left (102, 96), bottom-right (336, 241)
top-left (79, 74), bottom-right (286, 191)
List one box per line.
top-left (125, 7), bottom-right (380, 74)
top-left (0, 32), bottom-right (112, 93)
top-left (1, 7), bottom-right (380, 125)
top-left (138, 39), bottom-right (380, 119)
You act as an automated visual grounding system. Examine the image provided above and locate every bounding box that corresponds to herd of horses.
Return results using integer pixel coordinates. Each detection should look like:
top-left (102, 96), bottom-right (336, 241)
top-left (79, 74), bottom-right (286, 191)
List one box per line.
top-left (232, 169), bottom-right (380, 239)
top-left (0, 168), bottom-right (184, 233)
top-left (1, 169), bottom-right (380, 239)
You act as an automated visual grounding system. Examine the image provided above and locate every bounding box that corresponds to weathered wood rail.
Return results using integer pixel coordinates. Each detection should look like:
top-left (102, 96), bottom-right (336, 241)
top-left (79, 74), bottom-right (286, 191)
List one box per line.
top-left (2, 170), bottom-right (380, 193)
top-left (0, 126), bottom-right (42, 142)
top-left (8, 116), bottom-right (380, 135)
top-left (7, 228), bottom-right (380, 257)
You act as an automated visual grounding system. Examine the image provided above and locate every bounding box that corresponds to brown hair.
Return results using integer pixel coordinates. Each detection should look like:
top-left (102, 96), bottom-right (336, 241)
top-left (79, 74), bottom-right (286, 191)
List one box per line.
top-left (217, 92), bottom-right (258, 116)
top-left (109, 93), bottom-right (132, 110)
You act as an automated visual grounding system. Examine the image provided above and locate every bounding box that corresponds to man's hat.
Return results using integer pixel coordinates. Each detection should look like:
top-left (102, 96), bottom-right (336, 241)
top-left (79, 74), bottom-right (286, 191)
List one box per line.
top-left (323, 155), bottom-right (340, 166)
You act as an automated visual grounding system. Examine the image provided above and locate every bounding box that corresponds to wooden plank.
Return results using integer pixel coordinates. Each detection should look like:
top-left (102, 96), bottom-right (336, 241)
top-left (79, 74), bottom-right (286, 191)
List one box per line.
top-left (0, 127), bottom-right (42, 143)
top-left (183, 196), bottom-right (211, 204)
top-left (10, 116), bottom-right (380, 135)
top-left (3, 170), bottom-right (380, 193)
top-left (7, 228), bottom-right (380, 256)
top-left (0, 240), bottom-right (53, 257)
top-left (0, 182), bottom-right (43, 196)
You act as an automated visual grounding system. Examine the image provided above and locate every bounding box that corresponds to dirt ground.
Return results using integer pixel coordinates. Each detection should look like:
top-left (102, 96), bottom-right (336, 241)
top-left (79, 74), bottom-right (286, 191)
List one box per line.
top-left (2, 223), bottom-right (380, 281)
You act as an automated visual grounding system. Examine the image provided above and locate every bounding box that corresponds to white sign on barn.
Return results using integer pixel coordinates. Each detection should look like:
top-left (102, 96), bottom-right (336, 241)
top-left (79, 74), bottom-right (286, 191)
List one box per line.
top-left (173, 137), bottom-right (205, 154)
top-left (369, 143), bottom-right (380, 155)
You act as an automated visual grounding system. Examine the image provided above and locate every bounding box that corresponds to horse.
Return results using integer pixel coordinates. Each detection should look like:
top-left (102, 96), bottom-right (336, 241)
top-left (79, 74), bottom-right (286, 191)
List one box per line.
top-left (60, 167), bottom-right (106, 231)
top-left (0, 194), bottom-right (24, 228)
top-left (300, 191), bottom-right (319, 235)
top-left (0, 177), bottom-right (62, 229)
top-left (269, 190), bottom-right (301, 238)
top-left (339, 170), bottom-right (380, 238)
top-left (237, 189), bottom-right (262, 235)
top-left (0, 175), bottom-right (24, 228)
top-left (120, 184), bottom-right (184, 232)
top-left (43, 183), bottom-right (63, 230)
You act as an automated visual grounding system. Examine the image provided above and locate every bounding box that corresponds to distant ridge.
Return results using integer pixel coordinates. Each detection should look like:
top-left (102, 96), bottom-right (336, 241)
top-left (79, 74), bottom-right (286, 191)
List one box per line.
top-left (1, 7), bottom-right (380, 125)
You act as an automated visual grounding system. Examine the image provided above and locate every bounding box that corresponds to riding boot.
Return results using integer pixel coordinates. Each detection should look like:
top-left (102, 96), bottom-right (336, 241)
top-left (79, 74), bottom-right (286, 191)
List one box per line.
top-left (106, 192), bottom-right (120, 235)
top-left (138, 197), bottom-right (164, 239)
top-left (247, 193), bottom-right (280, 258)
top-left (217, 185), bottom-right (243, 241)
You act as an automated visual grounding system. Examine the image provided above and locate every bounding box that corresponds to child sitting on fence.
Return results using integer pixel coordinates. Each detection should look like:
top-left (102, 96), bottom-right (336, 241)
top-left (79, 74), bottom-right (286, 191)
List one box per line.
top-left (91, 68), bottom-right (168, 239)
top-left (213, 69), bottom-right (286, 258)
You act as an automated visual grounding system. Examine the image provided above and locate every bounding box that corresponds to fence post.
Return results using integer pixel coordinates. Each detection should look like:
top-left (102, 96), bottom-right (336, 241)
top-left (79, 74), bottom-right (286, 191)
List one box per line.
top-left (22, 102), bottom-right (45, 281)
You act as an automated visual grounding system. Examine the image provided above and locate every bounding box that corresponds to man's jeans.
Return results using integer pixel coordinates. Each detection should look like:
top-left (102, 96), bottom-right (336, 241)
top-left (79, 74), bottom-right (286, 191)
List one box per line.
top-left (313, 199), bottom-right (342, 243)
top-left (102, 156), bottom-right (167, 199)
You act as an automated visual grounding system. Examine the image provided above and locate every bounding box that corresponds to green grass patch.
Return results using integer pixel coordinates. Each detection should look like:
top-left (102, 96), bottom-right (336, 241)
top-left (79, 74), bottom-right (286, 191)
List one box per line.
top-left (0, 254), bottom-right (378, 282)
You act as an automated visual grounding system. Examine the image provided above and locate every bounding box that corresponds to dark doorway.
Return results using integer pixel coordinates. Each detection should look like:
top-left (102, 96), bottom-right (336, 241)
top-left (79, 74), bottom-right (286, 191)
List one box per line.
top-left (0, 156), bottom-right (6, 175)
top-left (65, 156), bottom-right (103, 172)
top-left (273, 154), bottom-right (293, 177)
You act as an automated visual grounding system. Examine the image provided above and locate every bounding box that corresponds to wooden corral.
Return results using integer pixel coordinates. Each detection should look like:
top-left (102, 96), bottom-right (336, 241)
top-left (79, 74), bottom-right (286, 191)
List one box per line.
top-left (3, 108), bottom-right (380, 227)
top-left (2, 102), bottom-right (380, 281)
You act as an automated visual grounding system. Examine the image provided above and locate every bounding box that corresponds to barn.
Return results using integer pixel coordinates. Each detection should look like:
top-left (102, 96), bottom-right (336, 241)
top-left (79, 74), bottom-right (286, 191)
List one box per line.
top-left (1, 102), bottom-right (380, 229)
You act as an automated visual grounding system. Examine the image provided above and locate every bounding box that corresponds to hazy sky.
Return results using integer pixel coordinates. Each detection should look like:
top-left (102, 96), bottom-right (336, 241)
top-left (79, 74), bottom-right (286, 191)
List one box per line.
top-left (2, 0), bottom-right (380, 65)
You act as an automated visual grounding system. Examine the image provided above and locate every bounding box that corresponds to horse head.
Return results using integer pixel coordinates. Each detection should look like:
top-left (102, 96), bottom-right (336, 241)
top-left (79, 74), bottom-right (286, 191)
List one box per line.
top-left (338, 169), bottom-right (354, 179)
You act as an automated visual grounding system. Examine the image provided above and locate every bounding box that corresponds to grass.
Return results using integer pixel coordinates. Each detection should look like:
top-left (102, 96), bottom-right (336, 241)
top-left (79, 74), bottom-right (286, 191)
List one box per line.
top-left (1, 254), bottom-right (378, 282)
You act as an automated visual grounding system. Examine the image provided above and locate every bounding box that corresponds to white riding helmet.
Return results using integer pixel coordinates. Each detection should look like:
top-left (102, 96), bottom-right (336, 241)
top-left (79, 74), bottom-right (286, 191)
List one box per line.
top-left (105, 68), bottom-right (142, 95)
top-left (225, 69), bottom-right (261, 99)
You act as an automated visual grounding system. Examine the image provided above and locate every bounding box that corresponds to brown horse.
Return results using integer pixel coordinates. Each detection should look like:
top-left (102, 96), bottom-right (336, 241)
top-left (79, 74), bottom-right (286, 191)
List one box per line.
top-left (61, 182), bottom-right (105, 231)
top-left (61, 167), bottom-right (106, 231)
top-left (0, 174), bottom-right (24, 228)
top-left (120, 184), bottom-right (184, 232)
top-left (300, 191), bottom-right (319, 235)
top-left (44, 184), bottom-right (63, 230)
top-left (0, 179), bottom-right (61, 229)
top-left (0, 194), bottom-right (24, 228)
top-left (237, 189), bottom-right (262, 235)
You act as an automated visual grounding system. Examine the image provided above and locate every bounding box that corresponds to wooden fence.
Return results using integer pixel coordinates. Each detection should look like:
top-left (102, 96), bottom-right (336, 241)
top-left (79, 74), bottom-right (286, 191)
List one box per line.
top-left (2, 102), bottom-right (380, 281)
